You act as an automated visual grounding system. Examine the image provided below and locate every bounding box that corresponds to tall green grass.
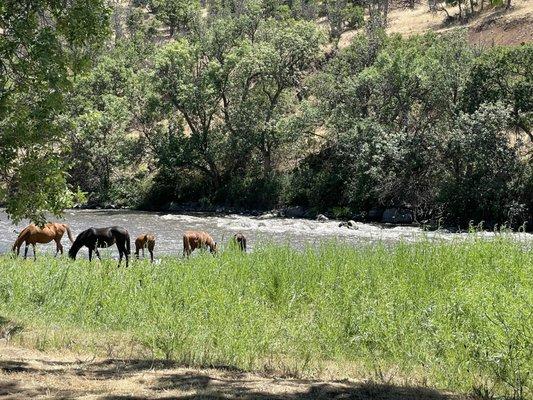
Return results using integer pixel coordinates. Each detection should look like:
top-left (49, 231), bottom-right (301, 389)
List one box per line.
top-left (0, 238), bottom-right (531, 398)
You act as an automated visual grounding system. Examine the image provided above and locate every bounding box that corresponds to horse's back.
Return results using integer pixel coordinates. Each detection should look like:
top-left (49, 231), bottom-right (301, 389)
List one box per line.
top-left (109, 226), bottom-right (129, 237)
top-left (21, 223), bottom-right (59, 244)
top-left (92, 226), bottom-right (129, 238)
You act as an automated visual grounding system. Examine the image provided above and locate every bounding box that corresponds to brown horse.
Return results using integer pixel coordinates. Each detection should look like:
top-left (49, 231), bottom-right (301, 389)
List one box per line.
top-left (12, 223), bottom-right (74, 260)
top-left (183, 231), bottom-right (217, 257)
top-left (232, 233), bottom-right (247, 252)
top-left (135, 234), bottom-right (156, 262)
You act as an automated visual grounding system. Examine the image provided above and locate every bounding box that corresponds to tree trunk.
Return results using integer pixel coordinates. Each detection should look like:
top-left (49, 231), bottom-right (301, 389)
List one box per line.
top-left (262, 150), bottom-right (272, 177)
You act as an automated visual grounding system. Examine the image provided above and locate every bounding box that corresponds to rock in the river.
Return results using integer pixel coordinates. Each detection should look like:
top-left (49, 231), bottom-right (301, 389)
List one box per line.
top-left (258, 212), bottom-right (277, 220)
top-left (352, 211), bottom-right (367, 221)
top-left (316, 214), bottom-right (329, 222)
top-left (167, 202), bottom-right (181, 212)
top-left (280, 206), bottom-right (306, 218)
top-left (339, 220), bottom-right (358, 229)
top-left (368, 207), bottom-right (384, 221)
top-left (382, 208), bottom-right (413, 224)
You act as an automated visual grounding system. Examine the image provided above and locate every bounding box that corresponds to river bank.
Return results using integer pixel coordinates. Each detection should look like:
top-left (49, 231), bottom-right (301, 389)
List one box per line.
top-left (1, 239), bottom-right (531, 399)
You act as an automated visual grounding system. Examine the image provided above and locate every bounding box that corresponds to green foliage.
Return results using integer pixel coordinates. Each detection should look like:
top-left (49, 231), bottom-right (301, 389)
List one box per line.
top-left (440, 103), bottom-right (523, 224)
top-left (2, 0), bottom-right (530, 227)
top-left (0, 239), bottom-right (531, 398)
top-left (303, 31), bottom-right (531, 226)
top-left (154, 12), bottom-right (324, 201)
top-left (464, 44), bottom-right (533, 141)
top-left (0, 0), bottom-right (110, 224)
top-left (149, 0), bottom-right (200, 36)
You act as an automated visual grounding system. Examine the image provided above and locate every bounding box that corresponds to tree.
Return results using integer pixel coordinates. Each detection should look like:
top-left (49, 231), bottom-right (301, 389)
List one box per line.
top-left (0, 0), bottom-right (110, 224)
top-left (149, 0), bottom-right (200, 36)
top-left (441, 103), bottom-right (522, 224)
top-left (154, 12), bottom-right (323, 203)
top-left (464, 44), bottom-right (532, 144)
top-left (322, 0), bottom-right (364, 43)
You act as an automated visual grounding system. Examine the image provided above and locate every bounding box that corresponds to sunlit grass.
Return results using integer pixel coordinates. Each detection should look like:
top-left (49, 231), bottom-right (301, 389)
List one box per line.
top-left (0, 237), bottom-right (531, 398)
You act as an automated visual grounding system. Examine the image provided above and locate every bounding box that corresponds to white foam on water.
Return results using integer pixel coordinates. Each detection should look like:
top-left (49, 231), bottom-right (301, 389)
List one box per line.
top-left (1, 209), bottom-right (531, 256)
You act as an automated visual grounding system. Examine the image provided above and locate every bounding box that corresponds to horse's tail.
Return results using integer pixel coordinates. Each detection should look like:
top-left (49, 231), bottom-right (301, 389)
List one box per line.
top-left (126, 232), bottom-right (131, 255)
top-left (64, 224), bottom-right (74, 243)
top-left (12, 227), bottom-right (30, 253)
top-left (183, 235), bottom-right (189, 256)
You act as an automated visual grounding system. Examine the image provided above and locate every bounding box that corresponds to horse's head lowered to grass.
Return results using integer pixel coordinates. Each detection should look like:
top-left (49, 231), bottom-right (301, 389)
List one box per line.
top-left (67, 227), bottom-right (131, 267)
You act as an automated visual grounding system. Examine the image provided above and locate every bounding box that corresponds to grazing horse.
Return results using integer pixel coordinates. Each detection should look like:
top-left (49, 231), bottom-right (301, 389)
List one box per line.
top-left (12, 223), bottom-right (74, 260)
top-left (232, 233), bottom-right (247, 252)
top-left (68, 226), bottom-right (131, 267)
top-left (183, 231), bottom-right (217, 257)
top-left (135, 234), bottom-right (156, 262)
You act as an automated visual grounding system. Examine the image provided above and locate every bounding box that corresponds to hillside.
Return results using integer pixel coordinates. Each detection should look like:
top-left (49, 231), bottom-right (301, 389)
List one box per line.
top-left (340, 0), bottom-right (533, 46)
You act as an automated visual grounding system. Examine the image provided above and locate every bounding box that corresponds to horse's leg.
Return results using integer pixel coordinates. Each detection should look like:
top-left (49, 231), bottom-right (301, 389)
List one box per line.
top-left (32, 244), bottom-right (37, 261)
top-left (149, 250), bottom-right (154, 263)
top-left (55, 239), bottom-right (63, 257)
top-left (24, 244), bottom-right (29, 259)
top-left (94, 247), bottom-right (101, 260)
top-left (118, 248), bottom-right (123, 268)
top-left (89, 247), bottom-right (93, 261)
top-left (142, 246), bottom-right (145, 258)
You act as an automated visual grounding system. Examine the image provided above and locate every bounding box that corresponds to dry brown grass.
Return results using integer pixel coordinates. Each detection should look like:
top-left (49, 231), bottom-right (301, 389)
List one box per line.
top-left (339, 0), bottom-right (533, 47)
top-left (0, 343), bottom-right (463, 399)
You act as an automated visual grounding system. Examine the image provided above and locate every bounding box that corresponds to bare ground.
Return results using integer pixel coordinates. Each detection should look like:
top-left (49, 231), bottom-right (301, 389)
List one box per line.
top-left (0, 343), bottom-right (463, 400)
top-left (339, 0), bottom-right (533, 47)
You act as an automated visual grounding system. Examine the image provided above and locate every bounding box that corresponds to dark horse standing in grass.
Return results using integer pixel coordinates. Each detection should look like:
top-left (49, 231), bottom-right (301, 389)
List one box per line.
top-left (68, 226), bottom-right (131, 267)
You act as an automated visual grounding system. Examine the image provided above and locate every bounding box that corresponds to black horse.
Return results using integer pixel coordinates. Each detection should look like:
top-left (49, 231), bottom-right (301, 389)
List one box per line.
top-left (68, 226), bottom-right (131, 267)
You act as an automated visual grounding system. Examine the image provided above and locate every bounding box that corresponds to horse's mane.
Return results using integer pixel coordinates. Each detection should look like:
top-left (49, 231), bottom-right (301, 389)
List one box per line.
top-left (68, 228), bottom-right (92, 258)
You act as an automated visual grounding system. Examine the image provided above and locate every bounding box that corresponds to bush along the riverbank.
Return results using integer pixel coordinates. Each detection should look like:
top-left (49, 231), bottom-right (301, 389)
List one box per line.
top-left (1, 238), bottom-right (531, 399)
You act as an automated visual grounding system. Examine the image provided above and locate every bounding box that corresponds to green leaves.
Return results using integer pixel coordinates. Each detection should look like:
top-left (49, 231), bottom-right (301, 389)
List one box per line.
top-left (153, 14), bottom-right (323, 200)
top-left (0, 0), bottom-right (110, 223)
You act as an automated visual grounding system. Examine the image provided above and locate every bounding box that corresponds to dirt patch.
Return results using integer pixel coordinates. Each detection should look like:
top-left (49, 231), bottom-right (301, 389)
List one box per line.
top-left (339, 0), bottom-right (533, 47)
top-left (0, 343), bottom-right (462, 399)
top-left (468, 13), bottom-right (532, 46)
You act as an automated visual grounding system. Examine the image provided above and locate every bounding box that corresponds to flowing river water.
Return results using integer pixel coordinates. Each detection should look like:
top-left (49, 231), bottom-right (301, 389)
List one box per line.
top-left (0, 209), bottom-right (531, 258)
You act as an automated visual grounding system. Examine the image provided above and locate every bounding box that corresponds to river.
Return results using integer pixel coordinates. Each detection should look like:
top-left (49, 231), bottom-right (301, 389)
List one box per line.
top-left (1, 209), bottom-right (531, 257)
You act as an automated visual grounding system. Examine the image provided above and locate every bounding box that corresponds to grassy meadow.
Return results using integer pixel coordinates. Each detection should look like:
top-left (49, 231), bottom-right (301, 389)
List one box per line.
top-left (0, 237), bottom-right (531, 399)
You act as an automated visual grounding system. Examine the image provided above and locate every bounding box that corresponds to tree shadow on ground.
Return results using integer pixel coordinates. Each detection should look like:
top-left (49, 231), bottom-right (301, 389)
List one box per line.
top-left (103, 370), bottom-right (460, 400)
top-left (0, 379), bottom-right (102, 400)
top-left (0, 356), bottom-right (463, 400)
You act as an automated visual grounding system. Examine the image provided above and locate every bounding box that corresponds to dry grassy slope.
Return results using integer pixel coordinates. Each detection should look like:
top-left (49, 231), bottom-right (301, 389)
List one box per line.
top-left (340, 0), bottom-right (533, 46)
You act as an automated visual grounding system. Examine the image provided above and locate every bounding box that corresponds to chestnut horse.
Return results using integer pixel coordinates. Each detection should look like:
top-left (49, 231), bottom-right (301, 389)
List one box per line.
top-left (69, 226), bottom-right (131, 267)
top-left (135, 234), bottom-right (156, 262)
top-left (232, 233), bottom-right (247, 252)
top-left (183, 231), bottom-right (217, 257)
top-left (12, 223), bottom-right (74, 260)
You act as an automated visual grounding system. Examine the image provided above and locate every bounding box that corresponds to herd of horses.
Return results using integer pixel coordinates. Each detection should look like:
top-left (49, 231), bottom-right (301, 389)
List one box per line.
top-left (11, 222), bottom-right (247, 267)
